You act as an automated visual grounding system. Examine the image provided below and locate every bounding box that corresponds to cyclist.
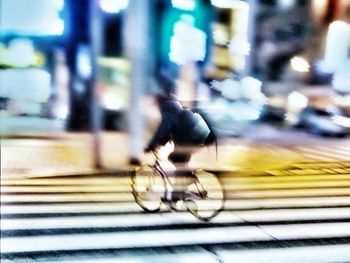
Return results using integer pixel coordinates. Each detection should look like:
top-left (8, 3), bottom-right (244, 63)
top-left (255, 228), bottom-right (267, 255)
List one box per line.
top-left (144, 73), bottom-right (214, 202)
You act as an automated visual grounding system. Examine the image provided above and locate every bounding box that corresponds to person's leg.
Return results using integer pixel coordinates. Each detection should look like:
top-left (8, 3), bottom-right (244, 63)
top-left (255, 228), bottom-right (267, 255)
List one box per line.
top-left (168, 147), bottom-right (193, 200)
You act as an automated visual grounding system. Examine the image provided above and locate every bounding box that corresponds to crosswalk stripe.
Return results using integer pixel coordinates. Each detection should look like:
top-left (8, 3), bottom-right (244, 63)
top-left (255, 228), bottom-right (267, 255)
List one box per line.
top-left (0, 193), bottom-right (132, 203)
top-left (2, 208), bottom-right (350, 231)
top-left (37, 252), bottom-right (219, 263)
top-left (229, 188), bottom-right (350, 198)
top-left (7, 244), bottom-right (349, 263)
top-left (2, 173), bottom-right (350, 187)
top-left (223, 181), bottom-right (350, 190)
top-left (0, 185), bottom-right (131, 193)
top-left (2, 187), bottom-right (350, 203)
top-left (2, 179), bottom-right (350, 193)
top-left (217, 244), bottom-right (350, 263)
top-left (234, 207), bottom-right (350, 222)
top-left (259, 222), bottom-right (350, 239)
top-left (1, 213), bottom-right (222, 231)
top-left (1, 225), bottom-right (273, 253)
top-left (0, 177), bottom-right (132, 186)
top-left (226, 174), bottom-right (350, 182)
top-left (2, 223), bottom-right (350, 254)
top-left (0, 202), bottom-right (141, 214)
top-left (2, 197), bottom-right (350, 215)
top-left (290, 162), bottom-right (348, 168)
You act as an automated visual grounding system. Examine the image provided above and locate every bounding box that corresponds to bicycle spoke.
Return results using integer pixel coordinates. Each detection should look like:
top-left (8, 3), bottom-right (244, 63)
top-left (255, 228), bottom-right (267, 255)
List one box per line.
top-left (185, 169), bottom-right (225, 221)
top-left (132, 165), bottom-right (166, 212)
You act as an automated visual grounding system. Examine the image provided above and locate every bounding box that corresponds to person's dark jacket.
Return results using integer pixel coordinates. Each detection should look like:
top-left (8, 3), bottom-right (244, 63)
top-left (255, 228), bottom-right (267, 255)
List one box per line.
top-left (146, 99), bottom-right (183, 151)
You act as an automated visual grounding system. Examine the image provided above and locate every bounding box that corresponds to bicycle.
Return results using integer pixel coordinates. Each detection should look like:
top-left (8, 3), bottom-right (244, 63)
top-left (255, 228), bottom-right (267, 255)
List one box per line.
top-left (131, 151), bottom-right (225, 221)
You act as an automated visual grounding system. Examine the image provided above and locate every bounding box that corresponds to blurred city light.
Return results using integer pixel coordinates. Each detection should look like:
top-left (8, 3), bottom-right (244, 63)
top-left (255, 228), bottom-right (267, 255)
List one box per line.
top-left (211, 0), bottom-right (248, 9)
top-left (228, 37), bottom-right (251, 56)
top-left (324, 21), bottom-right (350, 71)
top-left (278, 0), bottom-right (296, 9)
top-left (212, 78), bottom-right (242, 100)
top-left (323, 20), bottom-right (350, 93)
top-left (0, 68), bottom-right (51, 115)
top-left (76, 46), bottom-right (92, 80)
top-left (0, 38), bottom-right (45, 68)
top-left (230, 101), bottom-right (262, 121)
top-left (288, 91), bottom-right (308, 110)
top-left (332, 115), bottom-right (350, 128)
top-left (171, 0), bottom-right (196, 11)
top-left (213, 25), bottom-right (229, 45)
top-left (241, 76), bottom-right (262, 91)
top-left (99, 0), bottom-right (129, 14)
top-left (2, 39), bottom-right (37, 68)
top-left (315, 60), bottom-right (333, 74)
top-left (169, 15), bottom-right (207, 65)
top-left (55, 0), bottom-right (64, 10)
top-left (101, 92), bottom-right (123, 111)
top-left (212, 0), bottom-right (250, 70)
top-left (54, 104), bottom-right (69, 120)
top-left (290, 56), bottom-right (310, 73)
top-left (334, 95), bottom-right (350, 107)
top-left (0, 0), bottom-right (65, 36)
top-left (241, 76), bottom-right (265, 102)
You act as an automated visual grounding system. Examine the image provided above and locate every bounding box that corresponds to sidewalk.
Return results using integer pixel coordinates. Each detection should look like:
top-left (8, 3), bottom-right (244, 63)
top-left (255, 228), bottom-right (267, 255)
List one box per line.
top-left (1, 132), bottom-right (133, 178)
top-left (0, 131), bottom-right (227, 178)
top-left (1, 130), bottom-right (304, 179)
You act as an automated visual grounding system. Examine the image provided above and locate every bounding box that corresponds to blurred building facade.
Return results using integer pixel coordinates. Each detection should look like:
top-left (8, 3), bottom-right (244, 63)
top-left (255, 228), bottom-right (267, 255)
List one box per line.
top-left (0, 0), bottom-right (348, 132)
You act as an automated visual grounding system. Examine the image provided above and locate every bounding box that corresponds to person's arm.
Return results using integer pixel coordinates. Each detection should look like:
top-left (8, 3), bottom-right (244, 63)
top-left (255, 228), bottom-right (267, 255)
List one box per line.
top-left (145, 112), bottom-right (172, 152)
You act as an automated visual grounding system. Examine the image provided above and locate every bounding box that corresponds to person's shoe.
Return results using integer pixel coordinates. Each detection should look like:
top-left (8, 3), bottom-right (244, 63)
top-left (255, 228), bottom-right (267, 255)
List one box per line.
top-left (129, 157), bottom-right (141, 166)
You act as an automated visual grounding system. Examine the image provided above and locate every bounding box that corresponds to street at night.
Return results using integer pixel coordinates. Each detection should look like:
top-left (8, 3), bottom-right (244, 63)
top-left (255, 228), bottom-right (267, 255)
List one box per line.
top-left (1, 0), bottom-right (350, 262)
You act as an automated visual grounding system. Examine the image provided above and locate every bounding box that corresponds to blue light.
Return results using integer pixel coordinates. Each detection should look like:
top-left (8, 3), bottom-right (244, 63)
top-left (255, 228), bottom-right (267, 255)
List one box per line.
top-left (77, 45), bottom-right (92, 80)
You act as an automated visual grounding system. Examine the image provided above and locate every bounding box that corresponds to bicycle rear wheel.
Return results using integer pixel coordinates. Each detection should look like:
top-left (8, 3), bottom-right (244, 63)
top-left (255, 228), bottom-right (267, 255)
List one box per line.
top-left (131, 165), bottom-right (166, 212)
top-left (184, 169), bottom-right (225, 221)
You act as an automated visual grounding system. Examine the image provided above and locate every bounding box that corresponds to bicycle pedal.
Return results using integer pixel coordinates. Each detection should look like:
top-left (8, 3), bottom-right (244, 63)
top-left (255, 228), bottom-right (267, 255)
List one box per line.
top-left (200, 190), bottom-right (208, 198)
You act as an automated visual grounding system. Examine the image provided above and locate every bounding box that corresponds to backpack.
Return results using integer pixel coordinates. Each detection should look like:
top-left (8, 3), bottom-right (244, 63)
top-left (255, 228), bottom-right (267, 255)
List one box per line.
top-left (174, 107), bottom-right (212, 146)
top-left (195, 109), bottom-right (219, 160)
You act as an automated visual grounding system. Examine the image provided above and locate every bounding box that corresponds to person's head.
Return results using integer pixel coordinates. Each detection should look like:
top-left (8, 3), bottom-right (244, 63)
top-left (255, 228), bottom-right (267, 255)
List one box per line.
top-left (155, 89), bottom-right (177, 107)
top-left (156, 70), bottom-right (177, 101)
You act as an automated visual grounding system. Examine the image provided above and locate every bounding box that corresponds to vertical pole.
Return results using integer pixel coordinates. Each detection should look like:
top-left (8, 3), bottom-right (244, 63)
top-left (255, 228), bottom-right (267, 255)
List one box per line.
top-left (244, 0), bottom-right (258, 77)
top-left (123, 0), bottom-right (151, 163)
top-left (89, 0), bottom-right (102, 168)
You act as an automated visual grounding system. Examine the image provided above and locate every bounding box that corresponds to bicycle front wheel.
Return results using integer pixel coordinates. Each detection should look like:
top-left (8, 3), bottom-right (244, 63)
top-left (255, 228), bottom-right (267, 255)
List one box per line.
top-left (184, 169), bottom-right (225, 221)
top-left (131, 165), bottom-right (166, 212)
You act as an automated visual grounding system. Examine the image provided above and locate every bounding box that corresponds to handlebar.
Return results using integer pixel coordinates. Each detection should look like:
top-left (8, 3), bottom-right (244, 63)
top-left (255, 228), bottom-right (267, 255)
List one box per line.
top-left (151, 150), bottom-right (160, 161)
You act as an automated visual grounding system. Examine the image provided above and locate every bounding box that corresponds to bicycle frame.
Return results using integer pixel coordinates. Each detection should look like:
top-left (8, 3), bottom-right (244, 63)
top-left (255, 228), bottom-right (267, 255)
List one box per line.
top-left (133, 151), bottom-right (225, 220)
top-left (151, 151), bottom-right (205, 200)
top-left (151, 155), bottom-right (175, 195)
